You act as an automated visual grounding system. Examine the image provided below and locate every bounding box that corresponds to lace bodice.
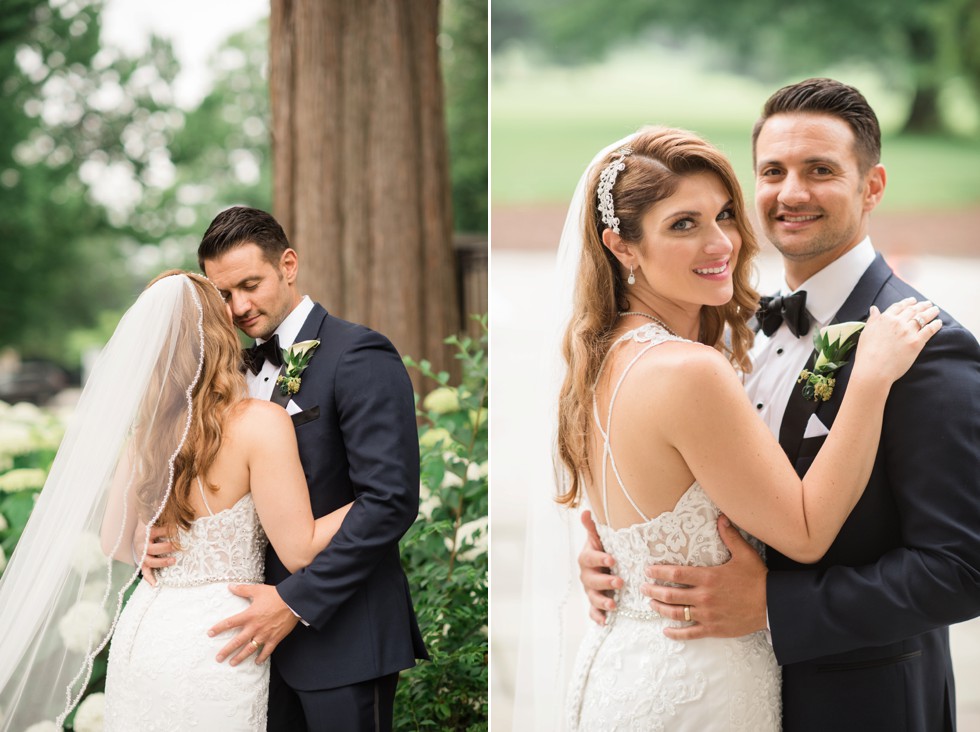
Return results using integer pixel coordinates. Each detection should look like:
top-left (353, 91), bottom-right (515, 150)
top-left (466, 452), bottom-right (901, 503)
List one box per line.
top-left (598, 482), bottom-right (763, 617)
top-left (106, 490), bottom-right (269, 731)
top-left (156, 493), bottom-right (267, 588)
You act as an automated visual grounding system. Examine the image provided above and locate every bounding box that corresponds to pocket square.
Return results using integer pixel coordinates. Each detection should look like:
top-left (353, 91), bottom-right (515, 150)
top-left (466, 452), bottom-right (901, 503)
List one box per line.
top-left (290, 405), bottom-right (320, 427)
top-left (803, 413), bottom-right (830, 439)
top-left (285, 399), bottom-right (303, 416)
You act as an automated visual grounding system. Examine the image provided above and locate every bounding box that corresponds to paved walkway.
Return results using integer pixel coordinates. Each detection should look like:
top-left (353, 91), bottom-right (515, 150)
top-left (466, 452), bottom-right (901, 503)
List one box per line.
top-left (491, 249), bottom-right (980, 731)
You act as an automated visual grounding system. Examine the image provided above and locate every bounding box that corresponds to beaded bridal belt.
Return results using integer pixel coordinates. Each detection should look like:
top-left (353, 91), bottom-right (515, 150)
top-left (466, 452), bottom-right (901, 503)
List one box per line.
top-left (156, 574), bottom-right (263, 588)
top-left (614, 607), bottom-right (662, 622)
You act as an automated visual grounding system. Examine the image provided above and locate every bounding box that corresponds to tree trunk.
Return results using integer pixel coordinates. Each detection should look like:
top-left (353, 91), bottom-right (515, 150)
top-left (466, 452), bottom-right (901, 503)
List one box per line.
top-left (901, 22), bottom-right (944, 135)
top-left (270, 0), bottom-right (459, 378)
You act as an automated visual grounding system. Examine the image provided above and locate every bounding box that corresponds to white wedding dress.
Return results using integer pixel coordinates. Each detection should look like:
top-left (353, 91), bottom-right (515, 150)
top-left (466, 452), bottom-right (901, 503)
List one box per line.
top-left (566, 323), bottom-right (781, 731)
top-left (104, 483), bottom-right (269, 731)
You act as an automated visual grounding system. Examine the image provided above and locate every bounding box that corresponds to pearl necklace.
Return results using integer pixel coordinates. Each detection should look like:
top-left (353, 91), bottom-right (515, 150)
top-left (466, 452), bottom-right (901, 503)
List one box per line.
top-left (617, 311), bottom-right (679, 337)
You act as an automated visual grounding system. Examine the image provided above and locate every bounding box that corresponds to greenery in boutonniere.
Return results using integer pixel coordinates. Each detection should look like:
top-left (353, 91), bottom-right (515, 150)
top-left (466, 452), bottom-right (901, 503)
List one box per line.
top-left (276, 339), bottom-right (320, 396)
top-left (798, 321), bottom-right (866, 402)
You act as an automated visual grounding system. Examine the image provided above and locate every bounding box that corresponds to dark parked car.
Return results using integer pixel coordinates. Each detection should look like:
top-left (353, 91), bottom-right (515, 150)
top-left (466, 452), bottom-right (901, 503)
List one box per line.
top-left (0, 360), bottom-right (70, 406)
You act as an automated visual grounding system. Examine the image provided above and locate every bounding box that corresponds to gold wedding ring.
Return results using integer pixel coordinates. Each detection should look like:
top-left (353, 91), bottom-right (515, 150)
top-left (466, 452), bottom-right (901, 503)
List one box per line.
top-left (249, 639), bottom-right (261, 650)
top-left (683, 606), bottom-right (692, 622)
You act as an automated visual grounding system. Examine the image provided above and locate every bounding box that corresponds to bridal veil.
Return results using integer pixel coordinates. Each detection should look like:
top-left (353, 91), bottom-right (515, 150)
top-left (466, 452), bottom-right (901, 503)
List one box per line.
top-left (0, 274), bottom-right (207, 730)
top-left (512, 132), bottom-right (638, 730)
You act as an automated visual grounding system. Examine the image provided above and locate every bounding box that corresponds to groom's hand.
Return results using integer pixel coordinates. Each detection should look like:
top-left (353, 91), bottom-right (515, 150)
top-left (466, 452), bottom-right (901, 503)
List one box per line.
top-left (578, 510), bottom-right (622, 625)
top-left (208, 584), bottom-right (299, 666)
top-left (641, 516), bottom-right (767, 640)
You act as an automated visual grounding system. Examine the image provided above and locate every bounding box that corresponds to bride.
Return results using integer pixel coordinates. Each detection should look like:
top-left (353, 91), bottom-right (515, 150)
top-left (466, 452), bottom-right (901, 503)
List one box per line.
top-left (552, 127), bottom-right (939, 730)
top-left (0, 270), bottom-right (350, 731)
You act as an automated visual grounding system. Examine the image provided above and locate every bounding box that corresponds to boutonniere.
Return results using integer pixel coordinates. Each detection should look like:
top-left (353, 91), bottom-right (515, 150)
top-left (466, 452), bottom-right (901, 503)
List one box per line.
top-left (276, 339), bottom-right (320, 395)
top-left (797, 321), bottom-right (865, 402)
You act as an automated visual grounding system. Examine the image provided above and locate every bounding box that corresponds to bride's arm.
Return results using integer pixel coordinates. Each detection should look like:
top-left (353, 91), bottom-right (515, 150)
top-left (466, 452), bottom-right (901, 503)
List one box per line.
top-left (245, 401), bottom-right (352, 572)
top-left (100, 449), bottom-right (140, 562)
top-left (652, 299), bottom-right (940, 563)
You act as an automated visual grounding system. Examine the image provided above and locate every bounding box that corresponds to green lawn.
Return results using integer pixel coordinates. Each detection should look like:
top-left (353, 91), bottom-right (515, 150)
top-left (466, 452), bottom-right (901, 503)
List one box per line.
top-left (492, 46), bottom-right (980, 210)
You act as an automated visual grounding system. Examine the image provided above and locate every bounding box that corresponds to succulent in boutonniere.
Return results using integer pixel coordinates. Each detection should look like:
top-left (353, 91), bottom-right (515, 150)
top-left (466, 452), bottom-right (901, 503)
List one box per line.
top-left (276, 339), bottom-right (320, 396)
top-left (797, 321), bottom-right (866, 402)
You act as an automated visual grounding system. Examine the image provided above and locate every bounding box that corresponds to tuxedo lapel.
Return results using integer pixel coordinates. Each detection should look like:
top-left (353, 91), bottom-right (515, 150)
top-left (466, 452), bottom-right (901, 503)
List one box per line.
top-left (831, 253), bottom-right (892, 325)
top-left (776, 254), bottom-right (894, 463)
top-left (778, 348), bottom-right (820, 463)
top-left (270, 364), bottom-right (290, 407)
top-left (267, 303), bottom-right (329, 407)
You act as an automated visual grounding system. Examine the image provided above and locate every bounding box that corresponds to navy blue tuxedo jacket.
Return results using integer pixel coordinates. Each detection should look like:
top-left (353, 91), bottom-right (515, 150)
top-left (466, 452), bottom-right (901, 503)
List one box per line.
top-left (264, 303), bottom-right (428, 691)
top-left (766, 255), bottom-right (980, 731)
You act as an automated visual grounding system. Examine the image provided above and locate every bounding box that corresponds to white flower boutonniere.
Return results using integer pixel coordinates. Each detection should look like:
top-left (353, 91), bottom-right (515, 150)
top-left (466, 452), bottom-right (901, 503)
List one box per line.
top-left (797, 321), bottom-right (865, 402)
top-left (276, 339), bottom-right (320, 396)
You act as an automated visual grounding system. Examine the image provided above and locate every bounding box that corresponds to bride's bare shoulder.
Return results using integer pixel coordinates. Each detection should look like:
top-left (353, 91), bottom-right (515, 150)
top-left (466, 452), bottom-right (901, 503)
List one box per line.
top-left (225, 398), bottom-right (291, 435)
top-left (613, 340), bottom-right (742, 414)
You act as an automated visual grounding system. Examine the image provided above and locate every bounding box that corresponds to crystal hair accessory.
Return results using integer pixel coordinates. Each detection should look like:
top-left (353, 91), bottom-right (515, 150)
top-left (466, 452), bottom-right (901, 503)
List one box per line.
top-left (597, 145), bottom-right (633, 234)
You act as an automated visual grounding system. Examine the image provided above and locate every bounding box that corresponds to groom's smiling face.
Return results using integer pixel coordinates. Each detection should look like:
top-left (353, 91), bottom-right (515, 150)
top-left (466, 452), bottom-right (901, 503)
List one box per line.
top-left (203, 242), bottom-right (299, 340)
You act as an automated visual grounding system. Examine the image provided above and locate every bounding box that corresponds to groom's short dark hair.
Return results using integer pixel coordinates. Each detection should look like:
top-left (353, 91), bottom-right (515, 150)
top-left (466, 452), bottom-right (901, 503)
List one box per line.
top-left (198, 206), bottom-right (291, 270)
top-left (751, 77), bottom-right (882, 173)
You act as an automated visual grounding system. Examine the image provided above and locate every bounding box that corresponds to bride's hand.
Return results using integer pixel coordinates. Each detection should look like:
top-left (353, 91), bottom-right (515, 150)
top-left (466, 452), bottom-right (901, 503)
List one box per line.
top-left (852, 298), bottom-right (941, 384)
top-left (138, 525), bottom-right (176, 587)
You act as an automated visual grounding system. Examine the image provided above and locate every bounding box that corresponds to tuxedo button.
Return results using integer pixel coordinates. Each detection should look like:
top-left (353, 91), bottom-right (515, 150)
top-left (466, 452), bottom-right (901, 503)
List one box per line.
top-left (756, 403), bottom-right (763, 410)
top-left (776, 348), bottom-right (784, 355)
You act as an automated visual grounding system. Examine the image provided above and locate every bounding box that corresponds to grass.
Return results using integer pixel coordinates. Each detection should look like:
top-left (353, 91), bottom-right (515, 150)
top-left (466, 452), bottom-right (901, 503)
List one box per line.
top-left (492, 46), bottom-right (980, 210)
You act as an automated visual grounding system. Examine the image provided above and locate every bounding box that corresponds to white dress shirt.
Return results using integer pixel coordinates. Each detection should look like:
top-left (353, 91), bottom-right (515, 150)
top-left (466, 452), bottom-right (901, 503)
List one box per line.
top-left (744, 238), bottom-right (876, 437)
top-left (246, 295), bottom-right (315, 401)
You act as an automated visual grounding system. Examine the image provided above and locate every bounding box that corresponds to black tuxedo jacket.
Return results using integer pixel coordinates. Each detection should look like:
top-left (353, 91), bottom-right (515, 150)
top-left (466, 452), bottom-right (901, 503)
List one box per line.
top-left (265, 303), bottom-right (428, 690)
top-left (766, 255), bottom-right (980, 731)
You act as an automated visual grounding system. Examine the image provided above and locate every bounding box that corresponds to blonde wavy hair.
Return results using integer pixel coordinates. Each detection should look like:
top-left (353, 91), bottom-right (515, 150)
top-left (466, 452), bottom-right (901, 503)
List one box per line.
top-left (132, 269), bottom-right (247, 542)
top-left (556, 126), bottom-right (759, 507)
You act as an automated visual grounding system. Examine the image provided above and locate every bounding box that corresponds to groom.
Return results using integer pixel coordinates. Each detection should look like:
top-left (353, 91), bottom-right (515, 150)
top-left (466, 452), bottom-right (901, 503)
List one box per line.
top-left (579, 78), bottom-right (980, 730)
top-left (179, 207), bottom-right (426, 730)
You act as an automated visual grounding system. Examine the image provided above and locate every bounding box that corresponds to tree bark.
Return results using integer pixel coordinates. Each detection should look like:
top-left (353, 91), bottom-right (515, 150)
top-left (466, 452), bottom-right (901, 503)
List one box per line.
top-left (901, 22), bottom-right (944, 135)
top-left (270, 0), bottom-right (459, 377)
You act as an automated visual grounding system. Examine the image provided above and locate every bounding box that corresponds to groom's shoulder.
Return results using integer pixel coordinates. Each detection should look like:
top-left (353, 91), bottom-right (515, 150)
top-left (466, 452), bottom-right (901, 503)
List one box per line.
top-left (312, 303), bottom-right (402, 354)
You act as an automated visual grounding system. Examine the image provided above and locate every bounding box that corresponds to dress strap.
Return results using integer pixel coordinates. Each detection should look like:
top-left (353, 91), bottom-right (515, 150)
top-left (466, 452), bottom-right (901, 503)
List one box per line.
top-left (591, 323), bottom-right (684, 525)
top-left (196, 476), bottom-right (215, 517)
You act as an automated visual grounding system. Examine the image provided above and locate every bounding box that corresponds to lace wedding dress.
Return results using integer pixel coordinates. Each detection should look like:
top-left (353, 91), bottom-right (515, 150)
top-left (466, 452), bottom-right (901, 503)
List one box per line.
top-left (566, 323), bottom-right (781, 731)
top-left (104, 482), bottom-right (269, 731)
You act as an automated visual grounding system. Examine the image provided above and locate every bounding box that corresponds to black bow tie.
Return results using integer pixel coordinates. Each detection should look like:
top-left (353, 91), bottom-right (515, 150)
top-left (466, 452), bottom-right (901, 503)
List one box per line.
top-left (757, 291), bottom-right (811, 338)
top-left (243, 334), bottom-right (284, 375)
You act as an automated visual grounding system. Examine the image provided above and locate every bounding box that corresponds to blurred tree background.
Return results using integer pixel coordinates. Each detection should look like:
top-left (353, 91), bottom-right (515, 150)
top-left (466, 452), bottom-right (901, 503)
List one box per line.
top-left (491, 0), bottom-right (980, 216)
top-left (0, 0), bottom-right (487, 381)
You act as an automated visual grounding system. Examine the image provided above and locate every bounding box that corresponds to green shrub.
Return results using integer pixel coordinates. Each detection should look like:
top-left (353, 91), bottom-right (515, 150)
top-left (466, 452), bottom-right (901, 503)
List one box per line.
top-left (397, 316), bottom-right (489, 731)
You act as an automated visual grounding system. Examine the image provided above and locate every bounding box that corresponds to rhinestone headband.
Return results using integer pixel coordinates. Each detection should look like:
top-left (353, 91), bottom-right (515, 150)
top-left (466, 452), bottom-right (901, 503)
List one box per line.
top-left (597, 145), bottom-right (633, 234)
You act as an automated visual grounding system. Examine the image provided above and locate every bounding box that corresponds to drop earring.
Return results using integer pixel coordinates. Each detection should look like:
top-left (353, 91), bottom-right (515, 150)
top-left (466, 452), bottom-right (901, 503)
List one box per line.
top-left (627, 265), bottom-right (636, 285)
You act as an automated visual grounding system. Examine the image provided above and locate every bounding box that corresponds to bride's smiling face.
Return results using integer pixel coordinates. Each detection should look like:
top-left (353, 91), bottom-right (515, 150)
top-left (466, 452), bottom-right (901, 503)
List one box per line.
top-left (631, 172), bottom-right (740, 308)
top-left (203, 243), bottom-right (300, 340)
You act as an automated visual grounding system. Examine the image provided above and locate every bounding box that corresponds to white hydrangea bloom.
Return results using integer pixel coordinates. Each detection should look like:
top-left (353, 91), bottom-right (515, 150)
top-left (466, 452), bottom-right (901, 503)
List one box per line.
top-left (447, 516), bottom-right (488, 560)
top-left (418, 483), bottom-right (441, 521)
top-left (73, 692), bottom-right (105, 732)
top-left (0, 545), bottom-right (6, 573)
top-left (58, 600), bottom-right (109, 652)
top-left (71, 532), bottom-right (107, 575)
top-left (422, 386), bottom-right (459, 414)
top-left (0, 467), bottom-right (46, 492)
top-left (0, 421), bottom-right (34, 456)
top-left (441, 471), bottom-right (463, 489)
top-left (0, 511), bottom-right (8, 531)
top-left (24, 721), bottom-right (60, 732)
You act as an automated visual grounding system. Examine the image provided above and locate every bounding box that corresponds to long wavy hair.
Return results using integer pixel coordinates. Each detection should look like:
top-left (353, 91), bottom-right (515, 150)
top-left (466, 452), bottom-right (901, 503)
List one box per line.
top-left (132, 270), bottom-right (247, 542)
top-left (556, 126), bottom-right (759, 507)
